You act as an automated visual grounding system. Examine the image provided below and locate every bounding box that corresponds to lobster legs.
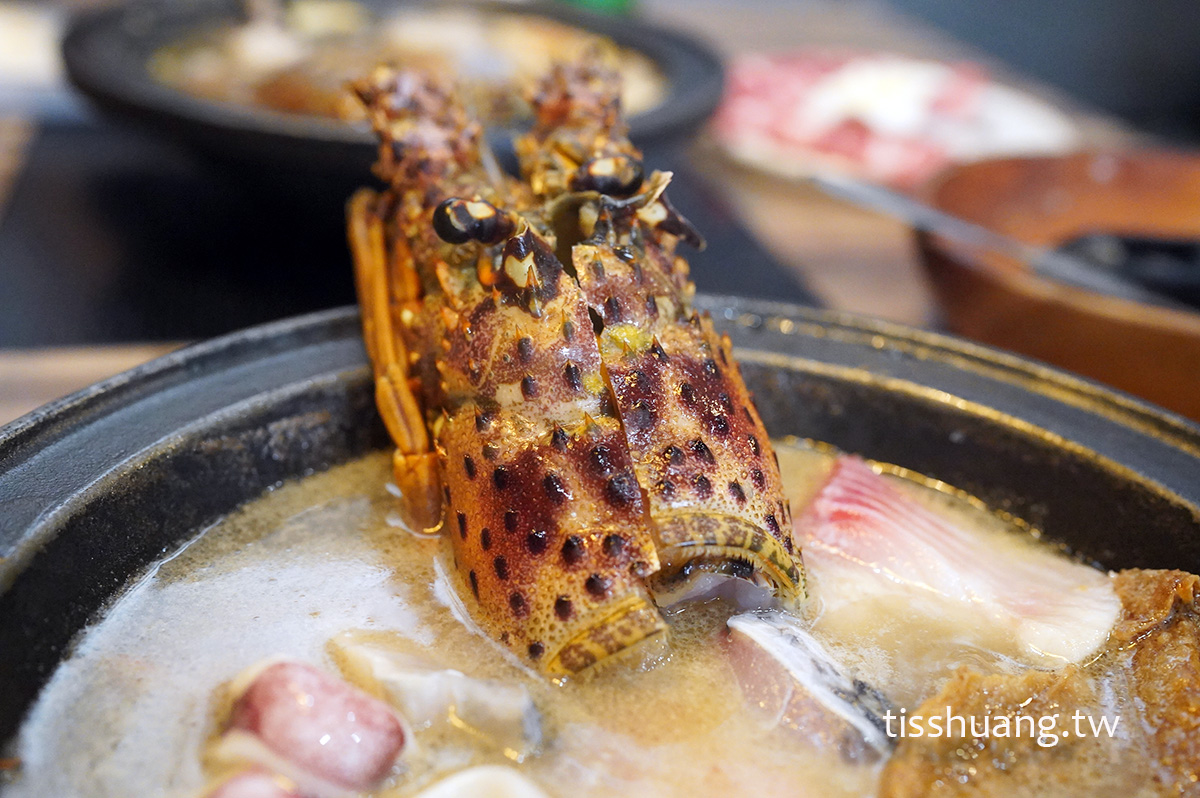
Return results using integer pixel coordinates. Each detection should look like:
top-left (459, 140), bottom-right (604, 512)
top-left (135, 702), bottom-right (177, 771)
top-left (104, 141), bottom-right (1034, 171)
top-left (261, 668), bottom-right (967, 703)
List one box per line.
top-left (349, 189), bottom-right (442, 532)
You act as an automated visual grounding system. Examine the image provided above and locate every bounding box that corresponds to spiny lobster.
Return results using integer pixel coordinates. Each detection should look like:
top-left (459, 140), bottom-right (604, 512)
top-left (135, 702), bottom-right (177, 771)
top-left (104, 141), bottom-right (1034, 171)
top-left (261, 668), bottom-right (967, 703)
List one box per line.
top-left (347, 54), bottom-right (805, 677)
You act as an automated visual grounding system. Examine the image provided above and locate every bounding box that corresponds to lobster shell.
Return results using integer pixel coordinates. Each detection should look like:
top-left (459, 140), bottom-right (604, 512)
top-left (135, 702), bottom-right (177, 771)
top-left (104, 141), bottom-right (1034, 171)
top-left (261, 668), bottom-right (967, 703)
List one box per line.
top-left (347, 56), bottom-right (804, 676)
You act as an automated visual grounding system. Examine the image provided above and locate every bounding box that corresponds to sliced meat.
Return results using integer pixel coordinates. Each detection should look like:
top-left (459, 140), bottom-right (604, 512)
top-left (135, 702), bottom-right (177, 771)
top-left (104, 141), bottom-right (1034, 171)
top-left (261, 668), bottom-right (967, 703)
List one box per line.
top-left (878, 666), bottom-right (1143, 797)
top-left (210, 660), bottom-right (407, 796)
top-left (726, 610), bottom-right (892, 762)
top-left (1109, 570), bottom-right (1200, 793)
top-left (798, 456), bottom-right (1120, 671)
top-left (879, 569), bottom-right (1200, 797)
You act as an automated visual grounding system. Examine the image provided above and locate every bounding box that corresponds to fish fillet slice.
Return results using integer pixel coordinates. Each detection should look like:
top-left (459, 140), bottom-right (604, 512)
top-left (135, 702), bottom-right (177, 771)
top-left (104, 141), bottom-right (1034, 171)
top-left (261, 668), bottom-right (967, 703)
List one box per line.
top-left (727, 610), bottom-right (893, 762)
top-left (798, 457), bottom-right (1120, 668)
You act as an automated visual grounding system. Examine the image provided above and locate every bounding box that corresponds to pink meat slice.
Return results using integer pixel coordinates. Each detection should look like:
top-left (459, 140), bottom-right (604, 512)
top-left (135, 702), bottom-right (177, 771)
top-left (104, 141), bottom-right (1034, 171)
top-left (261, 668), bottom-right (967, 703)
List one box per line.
top-left (797, 456), bottom-right (1120, 666)
top-left (725, 610), bottom-right (893, 762)
top-left (221, 661), bottom-right (406, 793)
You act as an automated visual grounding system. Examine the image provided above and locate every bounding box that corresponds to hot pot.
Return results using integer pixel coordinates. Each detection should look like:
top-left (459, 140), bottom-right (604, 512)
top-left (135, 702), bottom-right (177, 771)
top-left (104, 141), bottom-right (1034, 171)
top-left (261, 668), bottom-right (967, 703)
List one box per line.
top-left (2, 296), bottom-right (1198, 747)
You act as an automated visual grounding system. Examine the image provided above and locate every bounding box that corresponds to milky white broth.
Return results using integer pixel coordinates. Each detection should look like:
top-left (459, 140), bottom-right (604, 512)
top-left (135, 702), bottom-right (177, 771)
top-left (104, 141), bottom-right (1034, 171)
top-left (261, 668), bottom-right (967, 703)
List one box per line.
top-left (3, 441), bottom-right (1092, 797)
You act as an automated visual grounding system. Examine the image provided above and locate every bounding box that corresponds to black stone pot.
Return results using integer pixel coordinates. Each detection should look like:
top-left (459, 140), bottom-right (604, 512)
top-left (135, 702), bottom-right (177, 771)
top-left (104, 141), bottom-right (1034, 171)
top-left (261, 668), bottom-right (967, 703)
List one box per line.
top-left (2, 297), bottom-right (1199, 748)
top-left (61, 0), bottom-right (726, 191)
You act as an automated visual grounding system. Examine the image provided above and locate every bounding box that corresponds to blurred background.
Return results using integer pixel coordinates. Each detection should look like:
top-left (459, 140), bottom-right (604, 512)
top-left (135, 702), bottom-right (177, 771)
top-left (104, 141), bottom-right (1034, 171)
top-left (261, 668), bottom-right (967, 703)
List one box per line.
top-left (1, 0), bottom-right (1198, 423)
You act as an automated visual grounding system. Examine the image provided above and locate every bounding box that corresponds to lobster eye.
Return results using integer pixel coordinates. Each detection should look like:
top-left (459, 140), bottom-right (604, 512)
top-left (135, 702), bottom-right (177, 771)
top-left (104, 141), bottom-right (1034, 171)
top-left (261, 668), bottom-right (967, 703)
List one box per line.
top-left (432, 198), bottom-right (512, 245)
top-left (570, 156), bottom-right (644, 197)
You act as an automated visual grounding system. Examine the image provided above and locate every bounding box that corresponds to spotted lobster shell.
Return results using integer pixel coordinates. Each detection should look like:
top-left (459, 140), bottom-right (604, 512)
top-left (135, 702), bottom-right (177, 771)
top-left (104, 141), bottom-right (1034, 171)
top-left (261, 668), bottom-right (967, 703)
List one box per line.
top-left (347, 56), bottom-right (805, 677)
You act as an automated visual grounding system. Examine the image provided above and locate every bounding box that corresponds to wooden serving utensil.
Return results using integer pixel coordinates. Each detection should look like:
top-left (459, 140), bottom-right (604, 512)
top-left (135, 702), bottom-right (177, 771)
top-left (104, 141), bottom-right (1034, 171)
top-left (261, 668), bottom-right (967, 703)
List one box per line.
top-left (915, 151), bottom-right (1200, 423)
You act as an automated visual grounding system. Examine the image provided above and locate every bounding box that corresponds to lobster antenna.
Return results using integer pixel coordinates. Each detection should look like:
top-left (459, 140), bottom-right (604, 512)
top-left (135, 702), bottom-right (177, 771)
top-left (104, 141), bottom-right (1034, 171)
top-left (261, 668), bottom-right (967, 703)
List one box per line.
top-left (460, 89), bottom-right (507, 189)
top-left (477, 124), bottom-right (506, 189)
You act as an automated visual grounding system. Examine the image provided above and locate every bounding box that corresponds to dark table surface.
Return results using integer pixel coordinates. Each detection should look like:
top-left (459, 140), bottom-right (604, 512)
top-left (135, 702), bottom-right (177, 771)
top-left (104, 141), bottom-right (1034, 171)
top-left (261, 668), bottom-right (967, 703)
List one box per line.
top-left (0, 118), bottom-right (818, 347)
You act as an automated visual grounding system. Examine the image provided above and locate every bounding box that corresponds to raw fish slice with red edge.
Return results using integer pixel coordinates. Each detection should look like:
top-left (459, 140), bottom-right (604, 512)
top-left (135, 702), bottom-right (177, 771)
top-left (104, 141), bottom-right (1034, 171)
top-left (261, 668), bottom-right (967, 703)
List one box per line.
top-left (797, 456), bottom-right (1120, 667)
